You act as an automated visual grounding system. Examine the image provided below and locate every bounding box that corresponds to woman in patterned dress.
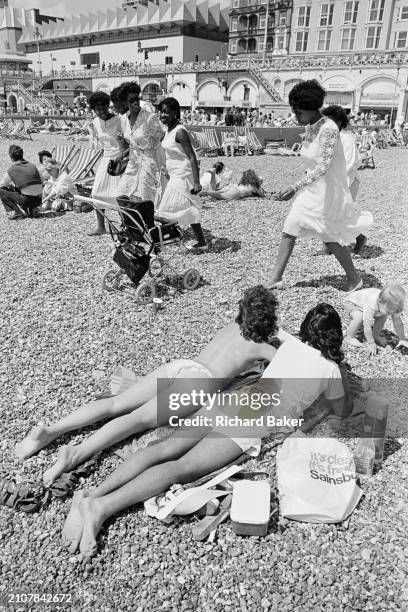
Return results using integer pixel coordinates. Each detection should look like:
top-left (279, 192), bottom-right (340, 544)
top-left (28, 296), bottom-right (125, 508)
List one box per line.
top-left (116, 82), bottom-right (165, 205)
top-left (268, 80), bottom-right (373, 291)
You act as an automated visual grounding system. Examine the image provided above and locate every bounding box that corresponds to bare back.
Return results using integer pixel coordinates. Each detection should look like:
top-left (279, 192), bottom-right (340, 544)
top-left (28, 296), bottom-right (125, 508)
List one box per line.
top-left (197, 322), bottom-right (277, 380)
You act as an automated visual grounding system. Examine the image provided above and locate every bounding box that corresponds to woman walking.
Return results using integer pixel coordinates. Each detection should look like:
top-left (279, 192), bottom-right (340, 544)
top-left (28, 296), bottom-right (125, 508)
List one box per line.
top-left (268, 80), bottom-right (372, 291)
top-left (117, 82), bottom-right (165, 205)
top-left (157, 97), bottom-right (207, 251)
top-left (88, 91), bottom-right (125, 236)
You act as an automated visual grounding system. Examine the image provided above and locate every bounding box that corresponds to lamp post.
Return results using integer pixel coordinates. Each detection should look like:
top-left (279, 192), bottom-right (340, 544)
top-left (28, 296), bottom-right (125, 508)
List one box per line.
top-left (34, 27), bottom-right (43, 77)
top-left (390, 59), bottom-right (402, 128)
top-left (262, 0), bottom-right (270, 65)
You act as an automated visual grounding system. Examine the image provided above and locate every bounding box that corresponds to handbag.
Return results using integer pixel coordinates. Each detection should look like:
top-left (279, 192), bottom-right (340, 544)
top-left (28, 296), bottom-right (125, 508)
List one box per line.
top-left (107, 149), bottom-right (129, 177)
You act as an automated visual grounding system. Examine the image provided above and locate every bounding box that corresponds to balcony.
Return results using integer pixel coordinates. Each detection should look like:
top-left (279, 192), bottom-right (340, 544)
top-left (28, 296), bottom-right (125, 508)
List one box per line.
top-left (230, 1), bottom-right (292, 14)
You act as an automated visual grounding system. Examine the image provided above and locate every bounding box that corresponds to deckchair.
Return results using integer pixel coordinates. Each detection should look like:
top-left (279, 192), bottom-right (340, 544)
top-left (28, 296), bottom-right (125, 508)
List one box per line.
top-left (357, 133), bottom-right (375, 169)
top-left (0, 119), bottom-right (12, 136)
top-left (51, 145), bottom-right (80, 172)
top-left (245, 129), bottom-right (264, 154)
top-left (69, 147), bottom-right (102, 182)
top-left (202, 128), bottom-right (222, 155)
top-left (264, 138), bottom-right (287, 155)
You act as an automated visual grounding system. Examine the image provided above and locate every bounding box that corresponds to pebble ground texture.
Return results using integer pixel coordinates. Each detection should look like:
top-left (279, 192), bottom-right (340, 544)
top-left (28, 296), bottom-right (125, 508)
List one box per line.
top-left (1, 135), bottom-right (408, 611)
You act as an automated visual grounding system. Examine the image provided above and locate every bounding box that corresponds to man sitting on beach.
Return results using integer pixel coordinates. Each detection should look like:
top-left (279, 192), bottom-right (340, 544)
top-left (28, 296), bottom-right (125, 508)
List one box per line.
top-left (0, 145), bottom-right (43, 220)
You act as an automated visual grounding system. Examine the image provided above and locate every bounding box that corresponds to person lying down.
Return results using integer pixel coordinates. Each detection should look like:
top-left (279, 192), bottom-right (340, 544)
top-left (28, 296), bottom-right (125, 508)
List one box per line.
top-left (61, 302), bottom-right (353, 558)
top-left (201, 169), bottom-right (266, 201)
top-left (16, 286), bottom-right (288, 484)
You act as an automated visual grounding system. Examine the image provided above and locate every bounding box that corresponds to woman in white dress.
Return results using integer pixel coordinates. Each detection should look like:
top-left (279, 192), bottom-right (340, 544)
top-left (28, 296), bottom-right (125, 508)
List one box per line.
top-left (88, 92), bottom-right (125, 235)
top-left (157, 97), bottom-right (207, 251)
top-left (116, 82), bottom-right (165, 205)
top-left (322, 104), bottom-right (366, 254)
top-left (269, 80), bottom-right (373, 291)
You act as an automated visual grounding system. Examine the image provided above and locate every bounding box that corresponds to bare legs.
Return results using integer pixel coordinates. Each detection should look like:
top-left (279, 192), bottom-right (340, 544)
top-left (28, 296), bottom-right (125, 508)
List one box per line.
top-left (87, 210), bottom-right (106, 236)
top-left (268, 233), bottom-right (361, 291)
top-left (63, 433), bottom-right (242, 557)
top-left (15, 363), bottom-right (171, 460)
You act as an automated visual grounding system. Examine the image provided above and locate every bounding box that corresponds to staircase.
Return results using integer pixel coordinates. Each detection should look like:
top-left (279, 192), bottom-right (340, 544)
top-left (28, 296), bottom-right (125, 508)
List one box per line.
top-left (248, 60), bottom-right (284, 104)
top-left (17, 81), bottom-right (61, 113)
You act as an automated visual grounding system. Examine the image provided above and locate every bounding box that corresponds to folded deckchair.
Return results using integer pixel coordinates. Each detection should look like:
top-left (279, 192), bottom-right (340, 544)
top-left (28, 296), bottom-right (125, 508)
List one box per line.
top-left (245, 129), bottom-right (264, 154)
top-left (202, 128), bottom-right (223, 156)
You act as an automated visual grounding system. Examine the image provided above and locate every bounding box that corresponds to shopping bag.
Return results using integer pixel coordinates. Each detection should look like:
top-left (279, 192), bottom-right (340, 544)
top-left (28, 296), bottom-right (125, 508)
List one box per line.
top-left (277, 432), bottom-right (363, 524)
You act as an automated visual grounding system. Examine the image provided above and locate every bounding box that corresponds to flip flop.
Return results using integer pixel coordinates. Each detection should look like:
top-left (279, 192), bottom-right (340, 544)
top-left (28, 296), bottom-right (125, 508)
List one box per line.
top-left (192, 494), bottom-right (232, 541)
top-left (345, 279), bottom-right (363, 293)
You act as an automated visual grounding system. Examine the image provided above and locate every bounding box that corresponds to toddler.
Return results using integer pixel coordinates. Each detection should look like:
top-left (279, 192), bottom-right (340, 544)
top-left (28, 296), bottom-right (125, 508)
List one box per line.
top-left (345, 284), bottom-right (408, 356)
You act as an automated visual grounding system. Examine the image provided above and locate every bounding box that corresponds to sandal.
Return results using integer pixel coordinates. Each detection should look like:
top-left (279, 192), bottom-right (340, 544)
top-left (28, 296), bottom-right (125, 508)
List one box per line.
top-left (192, 494), bottom-right (232, 541)
top-left (0, 477), bottom-right (45, 513)
top-left (50, 458), bottom-right (97, 499)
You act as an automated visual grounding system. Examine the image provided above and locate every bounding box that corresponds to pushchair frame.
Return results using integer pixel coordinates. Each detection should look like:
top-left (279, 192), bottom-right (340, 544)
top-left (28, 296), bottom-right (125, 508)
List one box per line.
top-left (74, 195), bottom-right (202, 303)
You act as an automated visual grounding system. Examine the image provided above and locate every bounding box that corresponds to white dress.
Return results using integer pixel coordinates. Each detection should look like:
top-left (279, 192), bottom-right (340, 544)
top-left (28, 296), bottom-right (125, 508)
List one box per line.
top-left (90, 115), bottom-right (123, 205)
top-left (157, 125), bottom-right (201, 227)
top-left (118, 110), bottom-right (165, 205)
top-left (284, 117), bottom-right (373, 245)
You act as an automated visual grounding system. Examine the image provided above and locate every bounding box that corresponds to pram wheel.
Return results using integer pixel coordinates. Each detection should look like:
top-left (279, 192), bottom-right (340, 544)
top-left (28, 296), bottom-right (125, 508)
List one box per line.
top-left (135, 281), bottom-right (156, 305)
top-left (102, 269), bottom-right (122, 292)
top-left (149, 256), bottom-right (163, 277)
top-left (182, 269), bottom-right (201, 291)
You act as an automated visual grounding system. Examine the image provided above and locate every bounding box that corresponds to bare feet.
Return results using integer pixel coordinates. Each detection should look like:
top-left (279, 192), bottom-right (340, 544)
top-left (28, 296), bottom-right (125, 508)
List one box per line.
top-left (43, 445), bottom-right (78, 486)
top-left (15, 423), bottom-right (55, 460)
top-left (78, 497), bottom-right (105, 559)
top-left (345, 278), bottom-right (363, 293)
top-left (345, 337), bottom-right (362, 347)
top-left (87, 228), bottom-right (106, 236)
top-left (62, 490), bottom-right (87, 553)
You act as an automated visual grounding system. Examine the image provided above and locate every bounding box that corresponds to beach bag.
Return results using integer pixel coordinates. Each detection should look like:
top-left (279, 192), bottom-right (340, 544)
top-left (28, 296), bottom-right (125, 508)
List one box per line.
top-left (107, 150), bottom-right (129, 176)
top-left (277, 433), bottom-right (362, 524)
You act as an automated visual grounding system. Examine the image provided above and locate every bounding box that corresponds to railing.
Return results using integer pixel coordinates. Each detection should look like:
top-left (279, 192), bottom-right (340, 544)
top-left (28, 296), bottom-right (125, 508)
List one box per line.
top-left (19, 49), bottom-right (408, 85)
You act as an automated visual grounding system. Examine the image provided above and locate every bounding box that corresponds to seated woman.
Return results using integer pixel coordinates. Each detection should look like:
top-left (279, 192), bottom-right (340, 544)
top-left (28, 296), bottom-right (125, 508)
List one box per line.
top-left (223, 132), bottom-right (238, 157)
top-left (41, 159), bottom-right (77, 212)
top-left (16, 287), bottom-right (286, 483)
top-left (61, 303), bottom-right (353, 558)
top-left (202, 169), bottom-right (265, 201)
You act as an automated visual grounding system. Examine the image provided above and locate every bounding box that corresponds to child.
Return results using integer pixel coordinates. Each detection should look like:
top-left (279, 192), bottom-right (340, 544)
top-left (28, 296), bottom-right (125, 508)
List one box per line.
top-left (156, 97), bottom-right (207, 251)
top-left (200, 162), bottom-right (225, 191)
top-left (202, 169), bottom-right (265, 201)
top-left (345, 284), bottom-right (408, 356)
top-left (16, 287), bottom-right (287, 483)
top-left (61, 303), bottom-right (351, 558)
top-left (223, 132), bottom-right (238, 157)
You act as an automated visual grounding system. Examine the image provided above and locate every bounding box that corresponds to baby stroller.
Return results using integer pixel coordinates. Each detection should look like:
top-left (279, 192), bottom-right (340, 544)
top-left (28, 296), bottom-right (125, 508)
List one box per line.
top-left (75, 196), bottom-right (202, 304)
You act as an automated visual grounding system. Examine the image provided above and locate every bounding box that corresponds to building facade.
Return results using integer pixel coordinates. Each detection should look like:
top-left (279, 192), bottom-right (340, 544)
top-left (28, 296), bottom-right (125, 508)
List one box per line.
top-left (229, 0), bottom-right (293, 56)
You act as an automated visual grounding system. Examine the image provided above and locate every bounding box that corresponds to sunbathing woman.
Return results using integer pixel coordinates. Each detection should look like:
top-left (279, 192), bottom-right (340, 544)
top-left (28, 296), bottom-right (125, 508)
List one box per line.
top-left (61, 303), bottom-right (351, 558)
top-left (202, 169), bottom-right (265, 201)
top-left (16, 287), bottom-right (286, 484)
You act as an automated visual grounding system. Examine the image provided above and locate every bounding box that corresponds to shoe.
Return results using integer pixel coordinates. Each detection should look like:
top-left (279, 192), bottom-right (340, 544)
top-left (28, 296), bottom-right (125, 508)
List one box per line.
top-left (8, 212), bottom-right (25, 220)
top-left (185, 241), bottom-right (209, 252)
top-left (353, 235), bottom-right (367, 254)
top-left (266, 280), bottom-right (285, 290)
top-left (345, 279), bottom-right (363, 293)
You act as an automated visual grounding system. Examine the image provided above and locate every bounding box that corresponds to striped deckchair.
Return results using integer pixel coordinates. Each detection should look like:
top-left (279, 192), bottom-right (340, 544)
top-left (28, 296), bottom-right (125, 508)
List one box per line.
top-left (202, 128), bottom-right (222, 155)
top-left (51, 145), bottom-right (80, 172)
top-left (69, 147), bottom-right (102, 182)
top-left (245, 128), bottom-right (264, 154)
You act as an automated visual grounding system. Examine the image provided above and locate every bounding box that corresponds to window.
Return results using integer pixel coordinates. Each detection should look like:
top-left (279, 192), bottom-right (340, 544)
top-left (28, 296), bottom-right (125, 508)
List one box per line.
top-left (317, 29), bottom-right (332, 51)
top-left (232, 0), bottom-right (239, 8)
top-left (277, 34), bottom-right (285, 50)
top-left (320, 3), bottom-right (334, 26)
top-left (295, 30), bottom-right (309, 52)
top-left (400, 6), bottom-right (408, 20)
top-left (230, 41), bottom-right (237, 53)
top-left (259, 15), bottom-right (266, 29)
top-left (259, 41), bottom-right (264, 52)
top-left (366, 25), bottom-right (382, 48)
top-left (344, 1), bottom-right (359, 24)
top-left (165, 56), bottom-right (173, 64)
top-left (341, 28), bottom-right (356, 50)
top-left (231, 18), bottom-right (238, 31)
top-left (279, 13), bottom-right (287, 26)
top-left (80, 52), bottom-right (99, 65)
top-left (395, 31), bottom-right (408, 48)
top-left (297, 6), bottom-right (311, 27)
top-left (368, 0), bottom-right (385, 22)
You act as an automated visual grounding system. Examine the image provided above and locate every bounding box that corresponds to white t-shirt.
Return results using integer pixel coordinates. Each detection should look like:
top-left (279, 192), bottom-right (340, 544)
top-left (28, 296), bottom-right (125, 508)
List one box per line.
top-left (345, 287), bottom-right (382, 327)
top-left (260, 334), bottom-right (344, 422)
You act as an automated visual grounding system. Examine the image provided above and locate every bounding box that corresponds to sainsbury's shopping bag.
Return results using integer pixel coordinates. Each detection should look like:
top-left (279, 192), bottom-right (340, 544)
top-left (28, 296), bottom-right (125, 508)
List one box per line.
top-left (277, 433), bottom-right (363, 524)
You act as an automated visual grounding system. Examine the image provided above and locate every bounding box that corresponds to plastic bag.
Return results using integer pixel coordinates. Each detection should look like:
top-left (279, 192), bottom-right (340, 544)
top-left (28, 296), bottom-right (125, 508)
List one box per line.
top-left (277, 432), bottom-right (363, 523)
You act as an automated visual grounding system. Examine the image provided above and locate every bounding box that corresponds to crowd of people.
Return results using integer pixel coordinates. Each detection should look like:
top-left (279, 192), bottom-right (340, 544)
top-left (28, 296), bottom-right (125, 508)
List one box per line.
top-left (4, 78), bottom-right (408, 559)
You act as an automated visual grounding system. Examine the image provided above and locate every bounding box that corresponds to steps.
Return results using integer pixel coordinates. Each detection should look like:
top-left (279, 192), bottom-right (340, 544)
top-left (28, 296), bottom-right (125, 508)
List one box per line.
top-left (248, 59), bottom-right (283, 104)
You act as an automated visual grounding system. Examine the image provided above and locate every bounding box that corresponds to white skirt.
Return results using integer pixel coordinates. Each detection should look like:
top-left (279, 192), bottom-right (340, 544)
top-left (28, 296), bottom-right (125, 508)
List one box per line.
top-left (91, 156), bottom-right (122, 206)
top-left (157, 176), bottom-right (201, 227)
